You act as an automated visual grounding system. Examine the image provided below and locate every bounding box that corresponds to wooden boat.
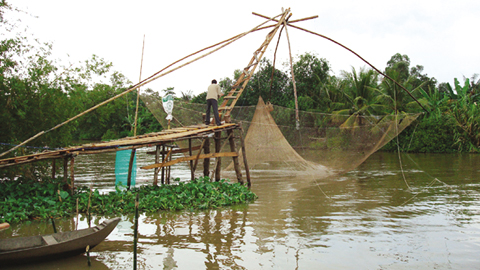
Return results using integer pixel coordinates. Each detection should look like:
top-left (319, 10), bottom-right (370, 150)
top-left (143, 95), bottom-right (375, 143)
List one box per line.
top-left (0, 217), bottom-right (120, 265)
top-left (0, 223), bottom-right (9, 231)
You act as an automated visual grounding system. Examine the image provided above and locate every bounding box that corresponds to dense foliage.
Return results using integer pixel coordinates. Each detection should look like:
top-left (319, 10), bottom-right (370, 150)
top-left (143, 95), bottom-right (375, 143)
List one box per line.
top-left (1, 1), bottom-right (480, 182)
top-left (0, 177), bottom-right (257, 223)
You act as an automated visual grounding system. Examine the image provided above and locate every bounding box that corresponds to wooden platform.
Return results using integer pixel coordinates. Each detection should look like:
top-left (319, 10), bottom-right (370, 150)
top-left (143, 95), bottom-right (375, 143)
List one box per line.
top-left (0, 123), bottom-right (237, 168)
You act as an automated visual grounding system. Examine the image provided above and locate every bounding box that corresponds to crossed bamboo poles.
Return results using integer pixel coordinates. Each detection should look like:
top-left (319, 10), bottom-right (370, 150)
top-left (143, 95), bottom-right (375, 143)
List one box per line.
top-left (0, 8), bottom-right (425, 158)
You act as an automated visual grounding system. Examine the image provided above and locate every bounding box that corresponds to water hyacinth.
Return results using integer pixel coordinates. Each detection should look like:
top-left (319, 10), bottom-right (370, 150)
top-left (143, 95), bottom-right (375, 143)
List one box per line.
top-left (0, 177), bottom-right (257, 223)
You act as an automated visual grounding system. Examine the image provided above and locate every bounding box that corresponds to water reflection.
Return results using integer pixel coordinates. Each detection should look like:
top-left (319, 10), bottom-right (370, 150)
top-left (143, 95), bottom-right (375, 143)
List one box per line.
top-left (2, 152), bottom-right (480, 269)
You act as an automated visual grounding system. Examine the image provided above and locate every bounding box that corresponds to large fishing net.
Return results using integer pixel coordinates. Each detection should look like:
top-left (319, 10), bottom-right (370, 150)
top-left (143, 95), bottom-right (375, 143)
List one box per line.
top-left (140, 94), bottom-right (419, 179)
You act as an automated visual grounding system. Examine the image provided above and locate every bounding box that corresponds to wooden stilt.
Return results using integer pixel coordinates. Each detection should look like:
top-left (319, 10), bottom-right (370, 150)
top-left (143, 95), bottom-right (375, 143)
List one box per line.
top-left (167, 150), bottom-right (171, 184)
top-left (52, 159), bottom-right (56, 179)
top-left (189, 138), bottom-right (194, 181)
top-left (153, 145), bottom-right (160, 186)
top-left (161, 145), bottom-right (165, 184)
top-left (127, 149), bottom-right (136, 190)
top-left (70, 157), bottom-right (75, 191)
top-left (214, 131), bottom-right (221, 182)
top-left (239, 125), bottom-right (251, 188)
top-left (203, 137), bottom-right (210, 177)
top-left (227, 129), bottom-right (243, 184)
top-left (63, 157), bottom-right (68, 185)
top-left (192, 139), bottom-right (206, 175)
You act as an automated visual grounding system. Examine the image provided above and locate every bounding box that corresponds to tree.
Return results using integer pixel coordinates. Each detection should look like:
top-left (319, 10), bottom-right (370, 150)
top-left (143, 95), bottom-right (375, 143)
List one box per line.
top-left (241, 58), bottom-right (291, 107)
top-left (292, 52), bottom-right (331, 110)
top-left (333, 67), bottom-right (383, 126)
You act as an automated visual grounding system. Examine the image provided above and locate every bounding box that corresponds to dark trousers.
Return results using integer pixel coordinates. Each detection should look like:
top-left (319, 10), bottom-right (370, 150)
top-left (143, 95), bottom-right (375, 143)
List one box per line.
top-left (206, 99), bottom-right (221, 125)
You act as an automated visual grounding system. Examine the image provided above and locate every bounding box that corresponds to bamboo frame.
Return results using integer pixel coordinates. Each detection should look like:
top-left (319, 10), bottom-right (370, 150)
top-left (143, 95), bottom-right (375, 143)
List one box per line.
top-left (141, 152), bottom-right (238, 170)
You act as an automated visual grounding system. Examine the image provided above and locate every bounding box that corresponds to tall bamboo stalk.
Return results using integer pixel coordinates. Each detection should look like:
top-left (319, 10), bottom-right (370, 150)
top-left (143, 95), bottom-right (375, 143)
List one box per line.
top-left (134, 35), bottom-right (145, 137)
top-left (283, 14), bottom-right (300, 130)
top-left (133, 193), bottom-right (139, 270)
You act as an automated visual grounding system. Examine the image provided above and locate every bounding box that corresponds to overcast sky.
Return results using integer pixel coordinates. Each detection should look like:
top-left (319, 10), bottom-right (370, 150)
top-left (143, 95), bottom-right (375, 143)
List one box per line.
top-left (8, 0), bottom-right (480, 96)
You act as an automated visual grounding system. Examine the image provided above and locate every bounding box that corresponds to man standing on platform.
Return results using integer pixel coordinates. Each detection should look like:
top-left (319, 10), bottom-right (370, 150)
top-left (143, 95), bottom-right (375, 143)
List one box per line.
top-left (205, 79), bottom-right (224, 126)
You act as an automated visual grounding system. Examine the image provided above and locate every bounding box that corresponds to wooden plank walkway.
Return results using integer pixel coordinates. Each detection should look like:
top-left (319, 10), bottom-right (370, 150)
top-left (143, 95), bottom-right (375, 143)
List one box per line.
top-left (0, 123), bottom-right (237, 168)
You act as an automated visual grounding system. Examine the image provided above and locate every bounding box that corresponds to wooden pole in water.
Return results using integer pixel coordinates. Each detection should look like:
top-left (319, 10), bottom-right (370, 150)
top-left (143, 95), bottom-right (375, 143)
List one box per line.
top-left (189, 138), bottom-right (194, 181)
top-left (133, 193), bottom-right (139, 270)
top-left (76, 198), bottom-right (79, 230)
top-left (153, 145), bottom-right (160, 186)
top-left (192, 139), bottom-right (206, 175)
top-left (86, 245), bottom-right (91, 267)
top-left (161, 145), bottom-right (165, 184)
top-left (51, 159), bottom-right (56, 179)
top-left (239, 125), bottom-right (251, 188)
top-left (214, 131), bottom-right (221, 182)
top-left (227, 129), bottom-right (243, 184)
top-left (167, 151), bottom-right (171, 184)
top-left (70, 157), bottom-right (75, 191)
top-left (203, 137), bottom-right (210, 178)
top-left (50, 217), bottom-right (57, 233)
top-left (63, 157), bottom-right (68, 186)
top-left (127, 149), bottom-right (136, 190)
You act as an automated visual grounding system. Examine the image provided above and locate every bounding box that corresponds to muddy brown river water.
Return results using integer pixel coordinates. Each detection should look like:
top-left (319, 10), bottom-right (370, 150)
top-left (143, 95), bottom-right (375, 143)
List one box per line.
top-left (2, 149), bottom-right (480, 269)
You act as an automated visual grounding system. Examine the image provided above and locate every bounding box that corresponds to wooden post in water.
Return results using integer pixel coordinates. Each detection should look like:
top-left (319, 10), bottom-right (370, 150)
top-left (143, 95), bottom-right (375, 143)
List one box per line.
top-left (153, 145), bottom-right (160, 186)
top-left (50, 217), bottom-right (57, 233)
top-left (203, 137), bottom-right (210, 178)
top-left (189, 138), bottom-right (194, 181)
top-left (127, 149), bottom-right (136, 190)
top-left (52, 159), bottom-right (56, 179)
top-left (239, 125), bottom-right (251, 188)
top-left (133, 193), bottom-right (139, 270)
top-left (167, 149), bottom-right (171, 184)
top-left (70, 157), bottom-right (75, 191)
top-left (214, 131), bottom-right (221, 182)
top-left (63, 157), bottom-right (68, 186)
top-left (227, 129), bottom-right (243, 184)
top-left (161, 145), bottom-right (165, 184)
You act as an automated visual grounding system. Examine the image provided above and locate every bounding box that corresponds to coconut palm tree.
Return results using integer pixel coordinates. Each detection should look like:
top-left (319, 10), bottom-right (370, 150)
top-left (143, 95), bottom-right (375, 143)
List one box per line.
top-left (333, 67), bottom-right (384, 128)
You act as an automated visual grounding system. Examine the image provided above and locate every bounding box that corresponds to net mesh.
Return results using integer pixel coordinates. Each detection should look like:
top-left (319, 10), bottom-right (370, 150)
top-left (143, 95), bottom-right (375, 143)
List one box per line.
top-left (140, 94), bottom-right (419, 179)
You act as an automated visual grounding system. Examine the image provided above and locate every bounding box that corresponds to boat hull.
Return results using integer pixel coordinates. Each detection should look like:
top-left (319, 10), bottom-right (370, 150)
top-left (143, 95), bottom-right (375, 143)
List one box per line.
top-left (0, 217), bottom-right (120, 265)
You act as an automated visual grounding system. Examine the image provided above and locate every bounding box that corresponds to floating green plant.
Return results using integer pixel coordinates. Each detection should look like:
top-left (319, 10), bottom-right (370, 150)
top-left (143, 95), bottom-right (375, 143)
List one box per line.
top-left (0, 177), bottom-right (257, 223)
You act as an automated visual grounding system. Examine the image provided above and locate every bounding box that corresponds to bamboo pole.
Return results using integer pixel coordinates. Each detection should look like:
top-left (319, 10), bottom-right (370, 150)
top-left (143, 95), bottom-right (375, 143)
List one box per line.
top-left (210, 132), bottom-right (234, 181)
top-left (161, 145), bottom-right (165, 184)
top-left (239, 124), bottom-right (251, 188)
top-left (63, 157), bottom-right (68, 186)
top-left (134, 35), bottom-right (146, 137)
top-left (283, 14), bottom-right (300, 130)
top-left (192, 139), bottom-right (206, 175)
top-left (70, 157), bottom-right (75, 191)
top-left (52, 159), bottom-right (56, 179)
top-left (203, 137), bottom-right (210, 177)
top-left (153, 145), bottom-right (160, 186)
top-left (133, 193), bottom-right (139, 270)
top-left (141, 152), bottom-right (238, 170)
top-left (227, 129), bottom-right (243, 184)
top-left (214, 131), bottom-right (221, 182)
top-left (127, 149), bottom-right (136, 190)
top-left (189, 138), bottom-right (194, 181)
top-left (270, 24), bottom-right (285, 101)
top-left (254, 12), bottom-right (429, 113)
top-left (0, 12), bottom-right (287, 159)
